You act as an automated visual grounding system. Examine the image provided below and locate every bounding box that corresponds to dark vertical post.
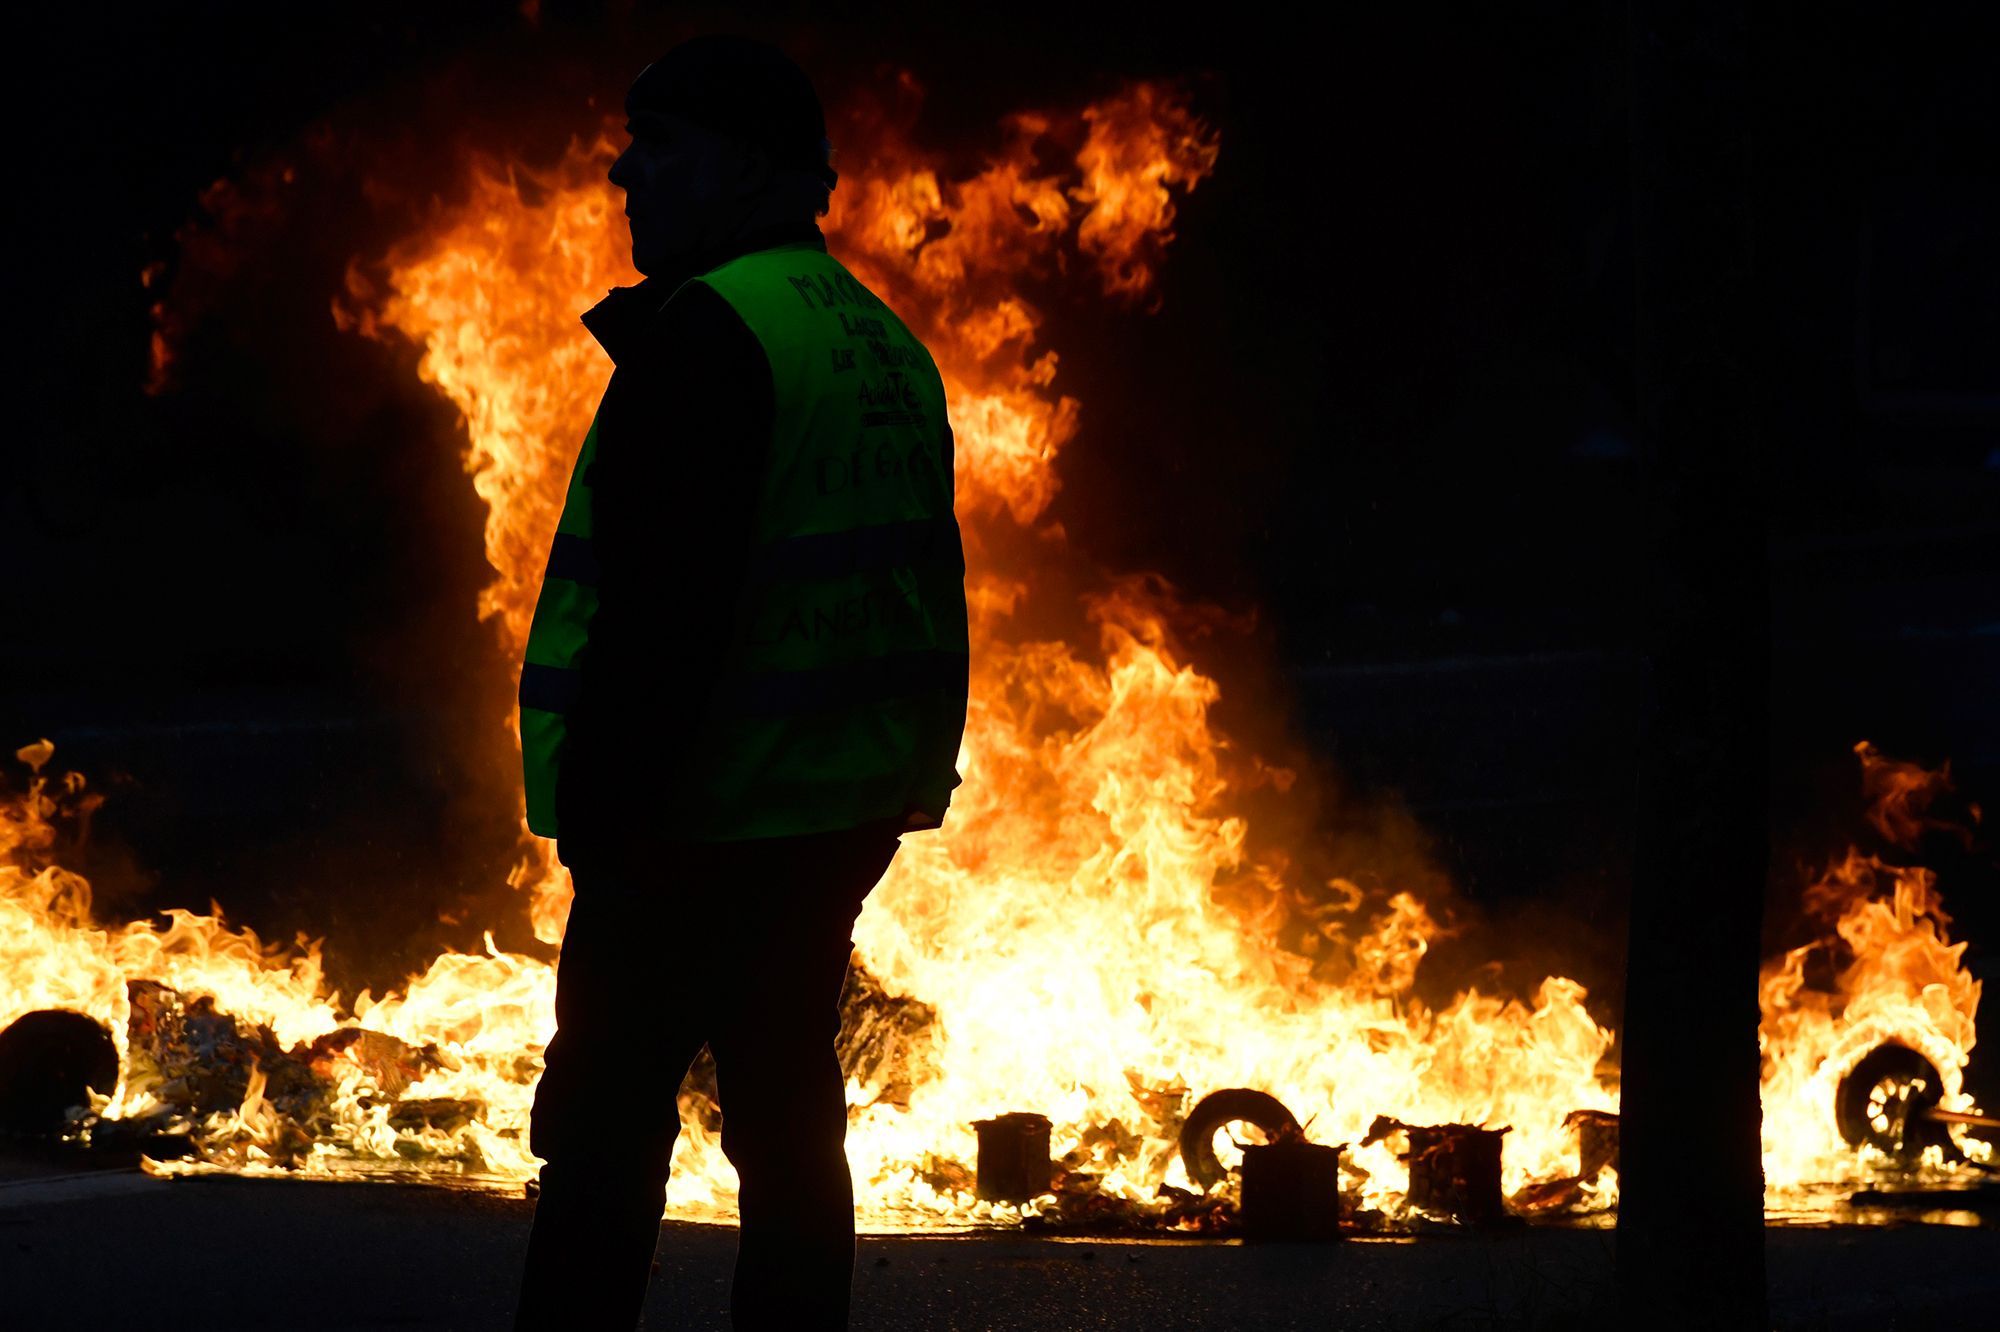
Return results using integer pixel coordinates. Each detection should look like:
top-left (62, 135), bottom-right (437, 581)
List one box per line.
top-left (1617, 1), bottom-right (1769, 1328)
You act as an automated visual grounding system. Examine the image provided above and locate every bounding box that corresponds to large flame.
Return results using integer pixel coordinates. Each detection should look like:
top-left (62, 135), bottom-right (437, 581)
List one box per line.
top-left (1, 74), bottom-right (1986, 1226)
top-left (1758, 742), bottom-right (1987, 1197)
top-left (333, 77), bottom-right (1619, 1217)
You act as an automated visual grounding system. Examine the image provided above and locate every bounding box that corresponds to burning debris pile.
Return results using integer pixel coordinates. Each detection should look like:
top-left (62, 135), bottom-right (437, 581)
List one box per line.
top-left (8, 730), bottom-right (1983, 1229)
top-left (3, 73), bottom-right (1993, 1234)
top-left (1, 741), bottom-right (555, 1182)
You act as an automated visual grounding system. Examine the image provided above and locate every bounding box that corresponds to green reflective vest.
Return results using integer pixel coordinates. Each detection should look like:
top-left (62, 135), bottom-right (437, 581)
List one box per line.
top-left (519, 242), bottom-right (969, 842)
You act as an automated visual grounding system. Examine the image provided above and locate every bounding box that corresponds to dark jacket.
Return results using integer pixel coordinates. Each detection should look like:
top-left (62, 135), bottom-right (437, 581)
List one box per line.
top-left (554, 220), bottom-right (829, 854)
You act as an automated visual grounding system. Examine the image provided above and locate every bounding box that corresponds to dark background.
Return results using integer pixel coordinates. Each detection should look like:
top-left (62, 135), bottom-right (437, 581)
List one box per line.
top-left (4, 2), bottom-right (1997, 1053)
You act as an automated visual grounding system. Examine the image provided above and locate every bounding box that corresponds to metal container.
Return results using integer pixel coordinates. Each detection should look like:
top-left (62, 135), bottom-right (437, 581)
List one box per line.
top-left (973, 1112), bottom-right (1052, 1202)
top-left (1405, 1124), bottom-right (1508, 1224)
top-left (1241, 1140), bottom-right (1343, 1241)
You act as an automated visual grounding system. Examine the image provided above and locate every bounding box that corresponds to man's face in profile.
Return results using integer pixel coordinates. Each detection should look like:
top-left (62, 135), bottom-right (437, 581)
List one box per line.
top-left (609, 110), bottom-right (732, 277)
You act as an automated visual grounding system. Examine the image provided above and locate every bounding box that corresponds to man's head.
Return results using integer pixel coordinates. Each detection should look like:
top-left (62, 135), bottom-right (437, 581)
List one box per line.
top-left (610, 36), bottom-right (837, 277)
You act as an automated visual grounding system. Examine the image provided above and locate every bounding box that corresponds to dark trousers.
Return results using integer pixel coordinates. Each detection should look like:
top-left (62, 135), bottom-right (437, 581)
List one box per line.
top-left (514, 821), bottom-right (901, 1330)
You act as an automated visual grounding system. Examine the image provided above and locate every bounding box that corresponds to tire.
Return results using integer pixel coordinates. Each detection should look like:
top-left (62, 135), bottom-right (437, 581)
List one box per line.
top-left (1178, 1088), bottom-right (1303, 1190)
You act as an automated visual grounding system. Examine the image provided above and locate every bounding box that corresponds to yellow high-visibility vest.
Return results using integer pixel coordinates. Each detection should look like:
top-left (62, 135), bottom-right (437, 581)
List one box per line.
top-left (519, 242), bottom-right (968, 842)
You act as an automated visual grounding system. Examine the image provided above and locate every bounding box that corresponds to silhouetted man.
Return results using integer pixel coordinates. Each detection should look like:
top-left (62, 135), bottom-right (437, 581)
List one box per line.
top-left (512, 35), bottom-right (969, 1330)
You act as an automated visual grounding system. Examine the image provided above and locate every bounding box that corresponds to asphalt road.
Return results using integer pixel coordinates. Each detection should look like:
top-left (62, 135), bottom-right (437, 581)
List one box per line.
top-left (2, 1162), bottom-right (1997, 1330)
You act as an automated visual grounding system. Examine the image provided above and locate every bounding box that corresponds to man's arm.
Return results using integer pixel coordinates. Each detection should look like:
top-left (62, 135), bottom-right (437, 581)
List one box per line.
top-left (558, 283), bottom-right (772, 836)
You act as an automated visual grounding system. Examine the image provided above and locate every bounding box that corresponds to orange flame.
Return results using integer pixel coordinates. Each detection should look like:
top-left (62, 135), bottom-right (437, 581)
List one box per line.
top-left (2, 739), bottom-right (555, 1181)
top-left (336, 75), bottom-right (1620, 1219)
top-left (1758, 743), bottom-right (1988, 1195)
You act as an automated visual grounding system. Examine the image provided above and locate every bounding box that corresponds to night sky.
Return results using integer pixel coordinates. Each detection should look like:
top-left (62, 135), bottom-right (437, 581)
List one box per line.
top-left (6, 2), bottom-right (1998, 1039)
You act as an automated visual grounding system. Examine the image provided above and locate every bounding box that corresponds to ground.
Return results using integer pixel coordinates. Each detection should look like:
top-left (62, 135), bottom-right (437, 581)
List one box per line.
top-left (2, 1147), bottom-right (1997, 1330)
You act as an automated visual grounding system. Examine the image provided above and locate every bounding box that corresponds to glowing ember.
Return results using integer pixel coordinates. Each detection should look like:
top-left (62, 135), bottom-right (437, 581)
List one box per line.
top-left (2, 73), bottom-right (1988, 1229)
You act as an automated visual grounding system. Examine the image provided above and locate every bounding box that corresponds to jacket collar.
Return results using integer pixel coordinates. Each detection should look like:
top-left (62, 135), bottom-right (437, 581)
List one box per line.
top-left (582, 220), bottom-right (827, 365)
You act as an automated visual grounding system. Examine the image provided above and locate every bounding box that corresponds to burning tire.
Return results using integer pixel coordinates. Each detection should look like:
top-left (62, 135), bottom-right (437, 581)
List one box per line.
top-left (1834, 1041), bottom-right (1945, 1161)
top-left (0, 1010), bottom-right (118, 1136)
top-left (1179, 1088), bottom-right (1303, 1190)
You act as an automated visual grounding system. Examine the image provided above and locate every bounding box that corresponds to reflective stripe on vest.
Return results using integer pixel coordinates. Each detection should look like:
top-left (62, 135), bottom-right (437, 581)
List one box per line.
top-left (517, 243), bottom-right (968, 842)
